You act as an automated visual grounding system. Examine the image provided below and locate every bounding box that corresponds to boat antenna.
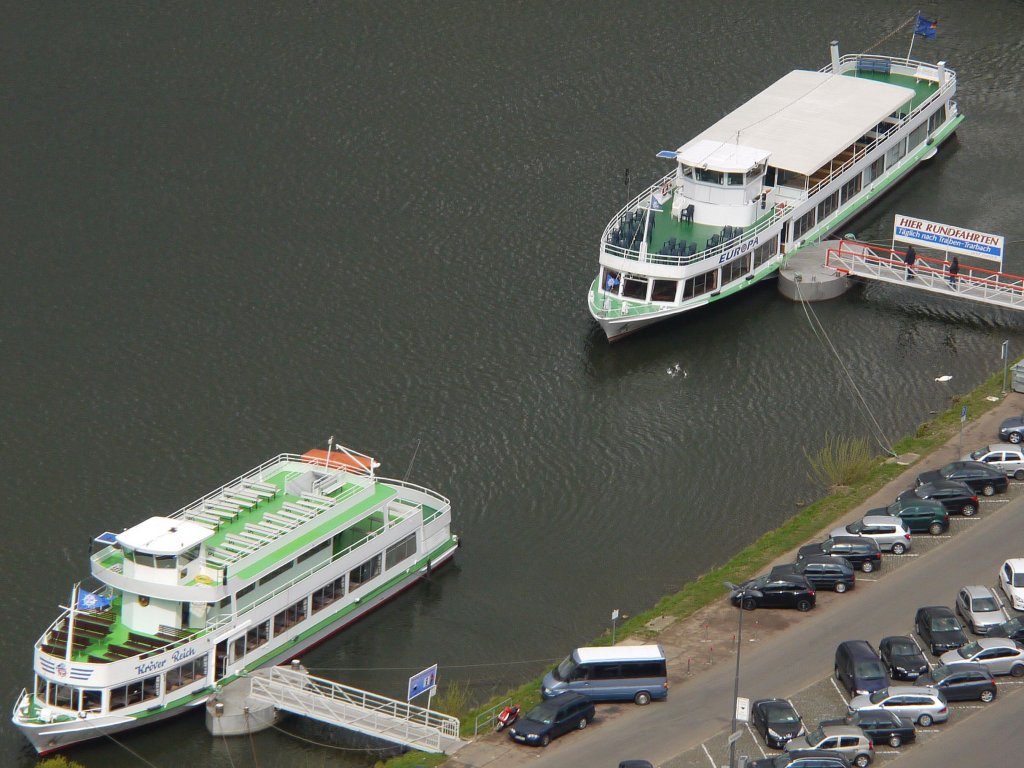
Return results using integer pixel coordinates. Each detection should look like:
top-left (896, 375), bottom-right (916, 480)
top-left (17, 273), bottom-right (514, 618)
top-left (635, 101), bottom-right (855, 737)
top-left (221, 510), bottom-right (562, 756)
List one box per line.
top-left (403, 438), bottom-right (422, 483)
top-left (624, 167), bottom-right (630, 205)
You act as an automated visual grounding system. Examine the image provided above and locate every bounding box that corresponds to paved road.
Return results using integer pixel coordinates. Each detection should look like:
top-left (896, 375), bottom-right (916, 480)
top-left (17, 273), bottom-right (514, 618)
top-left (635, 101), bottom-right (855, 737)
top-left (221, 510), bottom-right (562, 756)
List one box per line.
top-left (517, 492), bottom-right (1024, 768)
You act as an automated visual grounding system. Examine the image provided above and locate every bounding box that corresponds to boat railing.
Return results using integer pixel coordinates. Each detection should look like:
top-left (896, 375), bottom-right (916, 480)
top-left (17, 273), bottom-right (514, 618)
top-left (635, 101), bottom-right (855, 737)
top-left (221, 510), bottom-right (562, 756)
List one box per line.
top-left (805, 54), bottom-right (957, 198)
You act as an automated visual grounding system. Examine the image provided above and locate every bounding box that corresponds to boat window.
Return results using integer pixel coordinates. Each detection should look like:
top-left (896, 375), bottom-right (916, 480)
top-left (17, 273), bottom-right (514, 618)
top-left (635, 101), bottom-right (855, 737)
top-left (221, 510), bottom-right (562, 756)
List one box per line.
top-left (297, 540), bottom-right (330, 564)
top-left (651, 279), bottom-right (677, 302)
top-left (840, 175), bottom-right (862, 204)
top-left (121, 546), bottom-right (135, 562)
top-left (722, 258), bottom-right (748, 285)
top-left (155, 554), bottom-right (177, 569)
top-left (774, 168), bottom-right (806, 190)
top-left (236, 583), bottom-right (256, 601)
top-left (349, 554), bottom-right (383, 590)
top-left (695, 168), bottom-right (723, 185)
top-left (680, 165), bottom-right (693, 179)
top-left (109, 675), bottom-right (160, 711)
top-left (312, 575), bottom-right (346, 613)
top-left (682, 270), bottom-right (718, 300)
top-left (928, 105), bottom-right (946, 133)
top-left (792, 209), bottom-right (816, 240)
top-left (179, 545), bottom-right (200, 566)
top-left (885, 138), bottom-right (907, 168)
top-left (134, 552), bottom-right (155, 568)
top-left (817, 190), bottom-right (840, 221)
top-left (385, 533), bottom-right (417, 569)
top-left (622, 276), bottom-right (647, 301)
top-left (909, 123), bottom-right (927, 149)
top-left (752, 236), bottom-right (779, 270)
top-left (726, 172), bottom-right (745, 186)
top-left (166, 656), bottom-right (207, 692)
top-left (258, 561), bottom-right (294, 587)
top-left (746, 163), bottom-right (765, 181)
top-left (864, 156), bottom-right (885, 184)
top-left (273, 598), bottom-right (308, 636)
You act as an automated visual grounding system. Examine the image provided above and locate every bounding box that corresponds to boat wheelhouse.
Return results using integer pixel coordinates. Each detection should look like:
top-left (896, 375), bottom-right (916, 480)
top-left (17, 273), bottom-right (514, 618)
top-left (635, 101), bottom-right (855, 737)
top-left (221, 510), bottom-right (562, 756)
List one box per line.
top-left (12, 444), bottom-right (458, 753)
top-left (589, 41), bottom-right (963, 340)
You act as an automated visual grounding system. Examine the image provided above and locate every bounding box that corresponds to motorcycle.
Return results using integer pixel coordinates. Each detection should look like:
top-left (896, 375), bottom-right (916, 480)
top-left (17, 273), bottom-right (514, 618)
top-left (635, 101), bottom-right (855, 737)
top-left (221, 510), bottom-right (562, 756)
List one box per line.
top-left (495, 703), bottom-right (520, 731)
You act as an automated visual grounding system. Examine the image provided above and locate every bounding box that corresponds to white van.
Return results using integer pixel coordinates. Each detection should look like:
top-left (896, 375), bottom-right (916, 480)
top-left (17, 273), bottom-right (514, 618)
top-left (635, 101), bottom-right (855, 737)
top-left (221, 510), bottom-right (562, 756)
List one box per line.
top-left (541, 645), bottom-right (668, 704)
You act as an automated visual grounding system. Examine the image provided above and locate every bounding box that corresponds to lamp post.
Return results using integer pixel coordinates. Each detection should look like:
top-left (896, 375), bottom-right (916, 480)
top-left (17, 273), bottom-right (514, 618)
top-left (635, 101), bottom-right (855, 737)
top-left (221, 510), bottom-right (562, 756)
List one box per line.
top-left (724, 581), bottom-right (762, 768)
top-left (935, 375), bottom-right (954, 458)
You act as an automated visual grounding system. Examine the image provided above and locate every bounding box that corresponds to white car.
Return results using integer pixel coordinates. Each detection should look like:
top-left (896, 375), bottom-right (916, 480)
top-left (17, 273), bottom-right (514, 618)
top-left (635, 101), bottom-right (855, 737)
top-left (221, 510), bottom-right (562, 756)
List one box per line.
top-left (831, 515), bottom-right (912, 554)
top-left (999, 559), bottom-right (1024, 611)
top-left (962, 443), bottom-right (1024, 480)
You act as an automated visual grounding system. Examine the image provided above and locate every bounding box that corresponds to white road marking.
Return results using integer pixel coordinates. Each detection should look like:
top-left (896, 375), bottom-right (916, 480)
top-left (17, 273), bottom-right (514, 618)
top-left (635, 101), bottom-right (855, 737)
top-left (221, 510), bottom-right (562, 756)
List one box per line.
top-left (701, 742), bottom-right (716, 768)
top-left (830, 676), bottom-right (849, 704)
top-left (858, 577), bottom-right (879, 582)
top-left (910, 634), bottom-right (933, 669)
top-left (891, 553), bottom-right (920, 557)
top-left (955, 704), bottom-right (986, 709)
top-left (746, 723), bottom-right (767, 758)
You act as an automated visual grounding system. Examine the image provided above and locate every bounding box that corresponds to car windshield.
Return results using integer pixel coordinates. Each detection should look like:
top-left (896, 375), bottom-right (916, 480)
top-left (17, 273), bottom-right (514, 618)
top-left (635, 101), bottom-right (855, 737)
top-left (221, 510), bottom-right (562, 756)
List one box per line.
top-left (553, 656), bottom-right (576, 682)
top-left (940, 462), bottom-right (958, 475)
top-left (1005, 618), bottom-right (1024, 632)
top-left (766, 703), bottom-right (798, 723)
top-left (973, 596), bottom-right (999, 612)
top-left (525, 703), bottom-right (557, 724)
top-left (890, 639), bottom-right (917, 655)
top-left (847, 521), bottom-right (865, 534)
top-left (969, 449), bottom-right (985, 460)
top-left (957, 641), bottom-right (982, 659)
top-left (856, 661), bottom-right (888, 680)
top-left (807, 725), bottom-right (826, 743)
top-left (932, 615), bottom-right (960, 631)
top-left (1012, 573), bottom-right (1024, 588)
top-left (868, 690), bottom-right (890, 704)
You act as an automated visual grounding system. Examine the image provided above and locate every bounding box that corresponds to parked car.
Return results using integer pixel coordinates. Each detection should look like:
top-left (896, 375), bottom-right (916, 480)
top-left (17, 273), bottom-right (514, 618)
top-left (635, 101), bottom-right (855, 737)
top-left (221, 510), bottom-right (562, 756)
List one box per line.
top-left (507, 692), bottom-right (594, 747)
top-left (784, 724), bottom-right (874, 767)
top-left (830, 516), bottom-right (912, 554)
top-left (835, 640), bottom-right (888, 696)
top-left (915, 662), bottom-right (998, 702)
top-left (771, 556), bottom-right (856, 593)
top-left (878, 635), bottom-right (929, 681)
top-left (847, 686), bottom-right (948, 727)
top-left (998, 558), bottom-right (1024, 610)
top-left (955, 585), bottom-right (1009, 635)
top-left (751, 698), bottom-right (805, 748)
top-left (896, 480), bottom-right (978, 516)
top-left (749, 750), bottom-right (852, 768)
top-left (937, 638), bottom-right (1024, 677)
top-left (821, 710), bottom-right (916, 749)
top-left (730, 574), bottom-right (816, 612)
top-left (998, 415), bottom-right (1024, 444)
top-left (917, 461), bottom-right (1008, 496)
top-left (915, 606), bottom-right (968, 655)
top-left (963, 443), bottom-right (1024, 480)
top-left (797, 537), bottom-right (882, 573)
top-left (868, 498), bottom-right (949, 536)
top-left (987, 616), bottom-right (1024, 642)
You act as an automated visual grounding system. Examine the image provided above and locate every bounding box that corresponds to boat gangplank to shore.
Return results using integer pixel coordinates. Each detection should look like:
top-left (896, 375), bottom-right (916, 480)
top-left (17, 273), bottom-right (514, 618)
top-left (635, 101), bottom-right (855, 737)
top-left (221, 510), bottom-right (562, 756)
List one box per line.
top-left (589, 40), bottom-right (964, 340)
top-left (12, 444), bottom-right (458, 753)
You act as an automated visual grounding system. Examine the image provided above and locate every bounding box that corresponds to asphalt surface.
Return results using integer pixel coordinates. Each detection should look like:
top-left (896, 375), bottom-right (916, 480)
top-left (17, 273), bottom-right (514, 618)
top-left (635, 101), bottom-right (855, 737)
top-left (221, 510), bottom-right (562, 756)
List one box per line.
top-left (497, 478), bottom-right (1024, 768)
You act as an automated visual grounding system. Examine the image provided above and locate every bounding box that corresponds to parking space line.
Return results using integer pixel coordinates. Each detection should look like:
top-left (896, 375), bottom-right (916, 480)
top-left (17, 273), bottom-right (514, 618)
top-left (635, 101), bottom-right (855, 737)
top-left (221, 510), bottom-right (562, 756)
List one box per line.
top-left (830, 677), bottom-right (849, 705)
top-left (745, 723), bottom-right (767, 758)
top-left (910, 634), bottom-right (933, 669)
top-left (956, 704), bottom-right (986, 709)
top-left (701, 742), bottom-right (716, 768)
top-left (858, 577), bottom-right (879, 582)
top-left (877, 750), bottom-right (900, 756)
top-left (890, 553), bottom-right (920, 557)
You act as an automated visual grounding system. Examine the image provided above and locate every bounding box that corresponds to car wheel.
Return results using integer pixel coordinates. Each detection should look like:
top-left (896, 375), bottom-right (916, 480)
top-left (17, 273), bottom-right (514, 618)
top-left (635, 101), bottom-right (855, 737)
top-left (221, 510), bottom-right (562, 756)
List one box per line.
top-left (980, 688), bottom-right (995, 702)
top-left (854, 755), bottom-right (871, 767)
top-left (928, 522), bottom-right (944, 535)
top-left (541, 734), bottom-right (551, 747)
top-left (796, 599), bottom-right (812, 612)
top-left (918, 714), bottom-right (933, 727)
top-left (892, 543), bottom-right (907, 555)
top-left (888, 734), bottom-right (902, 748)
top-left (1011, 665), bottom-right (1024, 678)
top-left (835, 582), bottom-right (848, 593)
top-left (1015, 469), bottom-right (1024, 481)
top-left (961, 503), bottom-right (977, 516)
top-left (1011, 432), bottom-right (1023, 444)
top-left (861, 561), bottom-right (875, 573)
top-left (982, 483), bottom-right (996, 496)
top-left (742, 597), bottom-right (757, 611)
top-left (634, 691), bottom-right (651, 706)
top-left (577, 717), bottom-right (588, 730)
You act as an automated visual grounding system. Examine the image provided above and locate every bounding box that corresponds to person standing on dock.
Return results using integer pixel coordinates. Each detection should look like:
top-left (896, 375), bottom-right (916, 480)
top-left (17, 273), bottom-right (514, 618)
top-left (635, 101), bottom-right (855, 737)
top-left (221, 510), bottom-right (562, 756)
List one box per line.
top-left (947, 255), bottom-right (960, 288)
top-left (904, 244), bottom-right (917, 279)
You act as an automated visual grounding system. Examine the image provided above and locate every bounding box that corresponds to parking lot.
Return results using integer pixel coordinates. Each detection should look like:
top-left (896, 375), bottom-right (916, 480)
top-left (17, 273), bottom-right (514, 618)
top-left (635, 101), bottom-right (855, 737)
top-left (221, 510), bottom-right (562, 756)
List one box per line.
top-left (663, 482), bottom-right (1024, 768)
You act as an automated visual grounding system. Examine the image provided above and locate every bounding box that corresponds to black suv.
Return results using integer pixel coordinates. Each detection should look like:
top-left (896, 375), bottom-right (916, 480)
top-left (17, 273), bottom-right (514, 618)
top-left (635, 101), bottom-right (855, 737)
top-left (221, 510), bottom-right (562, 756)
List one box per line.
top-left (508, 692), bottom-right (595, 746)
top-left (797, 536), bottom-right (882, 573)
top-left (988, 617), bottom-right (1024, 642)
top-left (868, 498), bottom-right (949, 535)
top-left (915, 606), bottom-right (968, 655)
top-left (750, 750), bottom-right (852, 768)
top-left (835, 640), bottom-right (888, 696)
top-left (879, 635), bottom-right (930, 680)
top-left (772, 556), bottom-right (856, 593)
top-left (917, 461), bottom-right (1008, 496)
top-left (821, 710), bottom-right (916, 749)
top-left (897, 480), bottom-right (978, 516)
top-left (730, 574), bottom-right (816, 611)
top-left (915, 662), bottom-right (997, 702)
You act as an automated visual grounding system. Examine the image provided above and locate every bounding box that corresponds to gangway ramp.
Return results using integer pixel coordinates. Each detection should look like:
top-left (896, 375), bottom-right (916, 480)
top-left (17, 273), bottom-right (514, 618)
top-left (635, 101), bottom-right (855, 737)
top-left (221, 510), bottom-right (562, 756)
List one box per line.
top-left (825, 239), bottom-right (1024, 311)
top-left (247, 666), bottom-right (464, 754)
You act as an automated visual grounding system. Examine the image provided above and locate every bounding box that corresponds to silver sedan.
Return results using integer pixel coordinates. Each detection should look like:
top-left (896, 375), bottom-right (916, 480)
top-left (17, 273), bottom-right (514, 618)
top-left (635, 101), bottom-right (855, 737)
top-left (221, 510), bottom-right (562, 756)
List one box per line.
top-left (847, 686), bottom-right (948, 727)
top-left (938, 638), bottom-right (1024, 676)
top-left (831, 515), bottom-right (913, 554)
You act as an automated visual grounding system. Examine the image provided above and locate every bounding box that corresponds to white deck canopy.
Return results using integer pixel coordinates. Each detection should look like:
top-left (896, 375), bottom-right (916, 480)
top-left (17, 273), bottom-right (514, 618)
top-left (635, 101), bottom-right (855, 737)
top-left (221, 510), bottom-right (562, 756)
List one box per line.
top-left (677, 140), bottom-right (770, 173)
top-left (677, 70), bottom-right (916, 177)
top-left (117, 516), bottom-right (213, 555)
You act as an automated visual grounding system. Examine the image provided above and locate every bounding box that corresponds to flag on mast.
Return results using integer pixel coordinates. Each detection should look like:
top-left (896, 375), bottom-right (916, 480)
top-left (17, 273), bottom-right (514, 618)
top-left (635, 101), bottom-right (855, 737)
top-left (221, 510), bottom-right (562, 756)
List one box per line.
top-left (914, 13), bottom-right (938, 39)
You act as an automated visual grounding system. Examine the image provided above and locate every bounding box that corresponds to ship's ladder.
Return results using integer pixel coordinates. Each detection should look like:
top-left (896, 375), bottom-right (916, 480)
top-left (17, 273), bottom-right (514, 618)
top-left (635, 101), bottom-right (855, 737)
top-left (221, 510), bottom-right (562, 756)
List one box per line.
top-left (825, 239), bottom-right (1024, 311)
top-left (247, 666), bottom-right (463, 754)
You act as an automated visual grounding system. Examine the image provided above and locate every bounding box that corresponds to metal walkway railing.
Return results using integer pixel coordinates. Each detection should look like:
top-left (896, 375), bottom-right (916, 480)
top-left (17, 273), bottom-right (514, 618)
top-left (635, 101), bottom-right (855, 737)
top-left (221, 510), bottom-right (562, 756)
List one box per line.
top-left (826, 240), bottom-right (1024, 311)
top-left (248, 666), bottom-right (462, 753)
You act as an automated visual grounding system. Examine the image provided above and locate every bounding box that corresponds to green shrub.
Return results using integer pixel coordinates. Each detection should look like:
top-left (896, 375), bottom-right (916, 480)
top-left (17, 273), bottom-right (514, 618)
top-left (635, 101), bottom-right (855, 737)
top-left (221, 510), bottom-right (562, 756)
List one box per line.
top-left (38, 758), bottom-right (86, 768)
top-left (805, 432), bottom-right (877, 489)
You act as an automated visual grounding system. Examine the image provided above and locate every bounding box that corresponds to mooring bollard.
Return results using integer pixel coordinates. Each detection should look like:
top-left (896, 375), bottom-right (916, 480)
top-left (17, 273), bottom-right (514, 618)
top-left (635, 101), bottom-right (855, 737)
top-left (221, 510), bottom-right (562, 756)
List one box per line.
top-left (687, 657), bottom-right (691, 675)
top-left (709, 645), bottom-right (714, 665)
top-left (751, 619), bottom-right (758, 642)
top-left (703, 621), bottom-right (710, 643)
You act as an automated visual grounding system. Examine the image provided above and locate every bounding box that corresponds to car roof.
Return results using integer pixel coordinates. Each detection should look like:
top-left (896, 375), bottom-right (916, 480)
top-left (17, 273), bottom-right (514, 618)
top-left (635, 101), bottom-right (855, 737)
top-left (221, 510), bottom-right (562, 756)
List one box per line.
top-left (978, 442), bottom-right (1021, 452)
top-left (861, 514), bottom-right (907, 526)
top-left (961, 584), bottom-right (997, 599)
top-left (1001, 416), bottom-right (1024, 427)
top-left (929, 662), bottom-right (994, 680)
top-left (817, 724), bottom-right (864, 738)
top-left (1003, 558), bottom-right (1024, 571)
top-left (970, 637), bottom-right (1020, 650)
top-left (917, 479), bottom-right (972, 492)
top-left (918, 605), bottom-right (955, 617)
top-left (885, 685), bottom-right (941, 697)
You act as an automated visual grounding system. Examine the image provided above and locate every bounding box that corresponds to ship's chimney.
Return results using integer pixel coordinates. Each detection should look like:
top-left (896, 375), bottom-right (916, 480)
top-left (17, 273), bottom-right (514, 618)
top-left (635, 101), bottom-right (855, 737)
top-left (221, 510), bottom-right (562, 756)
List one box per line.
top-left (830, 41), bottom-right (841, 72)
top-left (937, 60), bottom-right (946, 85)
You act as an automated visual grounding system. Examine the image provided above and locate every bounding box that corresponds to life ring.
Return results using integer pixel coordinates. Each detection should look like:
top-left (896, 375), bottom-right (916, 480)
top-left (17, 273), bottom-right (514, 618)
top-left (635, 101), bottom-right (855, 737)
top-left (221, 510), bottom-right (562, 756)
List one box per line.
top-left (661, 180), bottom-right (670, 196)
top-left (195, 574), bottom-right (214, 586)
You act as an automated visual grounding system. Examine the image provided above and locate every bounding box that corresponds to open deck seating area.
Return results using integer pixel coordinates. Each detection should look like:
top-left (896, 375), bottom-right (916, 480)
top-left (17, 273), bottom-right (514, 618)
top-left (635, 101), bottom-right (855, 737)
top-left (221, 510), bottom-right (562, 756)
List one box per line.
top-left (846, 66), bottom-right (938, 111)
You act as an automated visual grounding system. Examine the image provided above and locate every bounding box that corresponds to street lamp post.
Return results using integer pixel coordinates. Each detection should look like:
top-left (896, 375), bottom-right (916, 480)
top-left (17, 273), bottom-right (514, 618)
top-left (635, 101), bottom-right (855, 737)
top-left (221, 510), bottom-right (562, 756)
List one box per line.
top-left (724, 581), bottom-right (762, 768)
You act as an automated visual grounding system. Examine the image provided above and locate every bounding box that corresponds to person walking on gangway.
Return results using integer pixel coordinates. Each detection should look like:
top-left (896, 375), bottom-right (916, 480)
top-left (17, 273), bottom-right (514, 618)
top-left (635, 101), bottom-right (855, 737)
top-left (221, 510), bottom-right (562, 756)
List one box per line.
top-left (947, 255), bottom-right (960, 288)
top-left (904, 244), bottom-right (917, 279)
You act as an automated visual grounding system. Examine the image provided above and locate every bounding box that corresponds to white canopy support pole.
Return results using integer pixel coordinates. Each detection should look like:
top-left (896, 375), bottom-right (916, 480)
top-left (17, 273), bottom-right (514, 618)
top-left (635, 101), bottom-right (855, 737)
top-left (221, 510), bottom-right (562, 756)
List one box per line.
top-left (65, 583), bottom-right (79, 663)
top-left (325, 436), bottom-right (334, 469)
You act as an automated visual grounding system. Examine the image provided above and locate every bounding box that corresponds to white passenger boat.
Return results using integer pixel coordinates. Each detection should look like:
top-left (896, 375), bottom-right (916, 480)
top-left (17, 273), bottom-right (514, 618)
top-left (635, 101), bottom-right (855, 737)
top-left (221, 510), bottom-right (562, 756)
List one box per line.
top-left (12, 444), bottom-right (459, 753)
top-left (589, 41), bottom-right (963, 340)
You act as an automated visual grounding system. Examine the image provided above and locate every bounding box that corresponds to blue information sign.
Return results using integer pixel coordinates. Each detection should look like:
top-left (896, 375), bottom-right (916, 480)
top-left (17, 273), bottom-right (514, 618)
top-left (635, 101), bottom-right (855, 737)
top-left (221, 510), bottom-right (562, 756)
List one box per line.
top-left (407, 664), bottom-right (438, 701)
